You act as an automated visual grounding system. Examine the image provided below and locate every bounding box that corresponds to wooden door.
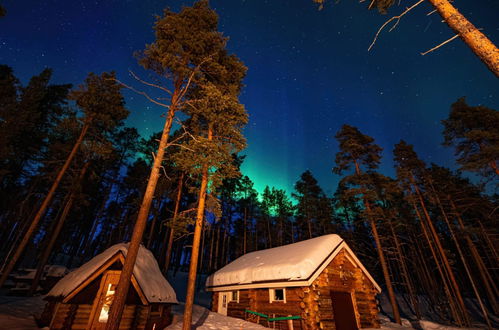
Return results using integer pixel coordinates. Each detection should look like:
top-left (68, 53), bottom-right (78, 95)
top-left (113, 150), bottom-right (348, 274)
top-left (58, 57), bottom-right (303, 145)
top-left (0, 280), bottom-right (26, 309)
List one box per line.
top-left (88, 271), bottom-right (121, 330)
top-left (218, 292), bottom-right (229, 316)
top-left (330, 291), bottom-right (359, 330)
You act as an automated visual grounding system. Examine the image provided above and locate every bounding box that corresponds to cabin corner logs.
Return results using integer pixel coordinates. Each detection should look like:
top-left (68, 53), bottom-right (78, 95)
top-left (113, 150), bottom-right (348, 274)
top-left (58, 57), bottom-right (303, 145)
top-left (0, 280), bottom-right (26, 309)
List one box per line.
top-left (209, 248), bottom-right (380, 330)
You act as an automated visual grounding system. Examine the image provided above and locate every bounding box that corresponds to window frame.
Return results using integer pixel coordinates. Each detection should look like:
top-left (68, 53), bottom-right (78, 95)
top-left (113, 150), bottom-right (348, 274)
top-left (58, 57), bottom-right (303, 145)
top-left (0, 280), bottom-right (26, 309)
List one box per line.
top-left (269, 288), bottom-right (286, 303)
top-left (230, 290), bottom-right (239, 303)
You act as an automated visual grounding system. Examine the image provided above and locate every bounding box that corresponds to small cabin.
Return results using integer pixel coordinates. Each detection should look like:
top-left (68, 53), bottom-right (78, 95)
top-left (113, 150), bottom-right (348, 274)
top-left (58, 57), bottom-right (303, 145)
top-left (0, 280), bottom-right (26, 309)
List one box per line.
top-left (206, 234), bottom-right (381, 330)
top-left (42, 243), bottom-right (177, 330)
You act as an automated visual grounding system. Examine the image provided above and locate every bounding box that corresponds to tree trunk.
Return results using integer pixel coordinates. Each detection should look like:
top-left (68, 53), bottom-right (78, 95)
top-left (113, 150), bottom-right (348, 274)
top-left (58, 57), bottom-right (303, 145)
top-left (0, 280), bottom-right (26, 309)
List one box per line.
top-left (243, 207), bottom-right (247, 254)
top-left (426, 0), bottom-right (499, 77)
top-left (146, 200), bottom-right (162, 250)
top-left (29, 161), bottom-right (90, 295)
top-left (387, 217), bottom-right (421, 319)
top-left (448, 198), bottom-right (499, 314)
top-left (353, 160), bottom-right (401, 324)
top-left (412, 181), bottom-right (469, 326)
top-left (164, 173), bottom-right (184, 273)
top-left (432, 192), bottom-right (493, 329)
top-left (105, 99), bottom-right (178, 330)
top-left (0, 121), bottom-right (90, 289)
top-left (182, 127), bottom-right (212, 330)
top-left (365, 202), bottom-right (401, 324)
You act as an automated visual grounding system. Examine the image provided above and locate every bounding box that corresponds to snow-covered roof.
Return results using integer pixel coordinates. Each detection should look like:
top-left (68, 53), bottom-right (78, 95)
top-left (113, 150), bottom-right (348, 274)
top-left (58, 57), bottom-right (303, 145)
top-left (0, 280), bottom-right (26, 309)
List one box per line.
top-left (47, 243), bottom-right (177, 304)
top-left (206, 234), bottom-right (381, 292)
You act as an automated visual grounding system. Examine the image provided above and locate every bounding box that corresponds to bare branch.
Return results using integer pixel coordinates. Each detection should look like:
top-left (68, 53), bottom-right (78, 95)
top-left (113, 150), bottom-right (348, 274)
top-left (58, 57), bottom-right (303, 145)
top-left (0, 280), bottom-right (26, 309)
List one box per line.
top-left (128, 70), bottom-right (172, 95)
top-left (114, 78), bottom-right (169, 108)
top-left (421, 34), bottom-right (459, 55)
top-left (177, 54), bottom-right (217, 102)
top-left (427, 9), bottom-right (437, 16)
top-left (368, 0), bottom-right (424, 51)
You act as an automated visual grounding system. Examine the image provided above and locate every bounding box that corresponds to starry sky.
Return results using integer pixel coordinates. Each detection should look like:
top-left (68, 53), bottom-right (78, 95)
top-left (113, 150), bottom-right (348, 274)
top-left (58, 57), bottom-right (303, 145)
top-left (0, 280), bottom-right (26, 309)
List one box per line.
top-left (1, 0), bottom-right (498, 196)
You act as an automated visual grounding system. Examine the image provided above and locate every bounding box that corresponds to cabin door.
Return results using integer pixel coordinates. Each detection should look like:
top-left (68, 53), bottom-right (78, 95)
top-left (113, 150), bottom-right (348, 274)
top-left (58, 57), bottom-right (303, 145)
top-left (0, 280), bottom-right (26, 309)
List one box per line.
top-left (330, 291), bottom-right (359, 330)
top-left (89, 270), bottom-right (121, 330)
top-left (218, 292), bottom-right (229, 316)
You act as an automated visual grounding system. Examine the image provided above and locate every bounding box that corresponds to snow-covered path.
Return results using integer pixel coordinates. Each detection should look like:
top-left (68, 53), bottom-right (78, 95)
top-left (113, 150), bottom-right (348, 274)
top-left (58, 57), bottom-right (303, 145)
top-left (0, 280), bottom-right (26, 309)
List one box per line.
top-left (166, 304), bottom-right (266, 329)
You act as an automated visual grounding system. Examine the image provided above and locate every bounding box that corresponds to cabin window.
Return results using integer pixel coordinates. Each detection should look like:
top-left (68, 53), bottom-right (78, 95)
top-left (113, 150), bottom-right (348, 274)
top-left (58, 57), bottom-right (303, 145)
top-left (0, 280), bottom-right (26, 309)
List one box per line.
top-left (269, 288), bottom-right (286, 303)
top-left (231, 290), bottom-right (239, 303)
top-left (98, 283), bottom-right (116, 322)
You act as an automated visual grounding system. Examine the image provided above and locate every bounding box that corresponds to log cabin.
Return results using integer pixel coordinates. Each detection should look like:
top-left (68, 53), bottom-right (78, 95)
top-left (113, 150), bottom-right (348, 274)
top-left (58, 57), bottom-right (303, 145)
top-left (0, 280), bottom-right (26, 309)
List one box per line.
top-left (206, 234), bottom-right (381, 330)
top-left (42, 243), bottom-right (177, 330)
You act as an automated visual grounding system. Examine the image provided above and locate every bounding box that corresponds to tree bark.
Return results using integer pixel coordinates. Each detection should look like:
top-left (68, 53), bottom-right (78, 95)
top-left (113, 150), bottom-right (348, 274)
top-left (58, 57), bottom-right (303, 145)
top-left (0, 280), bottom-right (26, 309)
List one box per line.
top-left (182, 127), bottom-right (212, 330)
top-left (426, 0), bottom-right (499, 77)
top-left (105, 99), bottom-right (177, 330)
top-left (0, 121), bottom-right (90, 289)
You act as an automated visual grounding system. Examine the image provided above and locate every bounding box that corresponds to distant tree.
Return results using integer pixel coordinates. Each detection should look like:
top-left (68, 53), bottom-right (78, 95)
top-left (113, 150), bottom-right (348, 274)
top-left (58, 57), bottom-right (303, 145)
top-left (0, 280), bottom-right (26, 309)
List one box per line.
top-left (333, 124), bottom-right (401, 324)
top-left (313, 0), bottom-right (499, 77)
top-left (0, 72), bottom-right (128, 289)
top-left (292, 170), bottom-right (329, 239)
top-left (0, 66), bottom-right (71, 193)
top-left (442, 97), bottom-right (499, 179)
top-left (235, 175), bottom-right (260, 254)
top-left (0, 4), bottom-right (5, 17)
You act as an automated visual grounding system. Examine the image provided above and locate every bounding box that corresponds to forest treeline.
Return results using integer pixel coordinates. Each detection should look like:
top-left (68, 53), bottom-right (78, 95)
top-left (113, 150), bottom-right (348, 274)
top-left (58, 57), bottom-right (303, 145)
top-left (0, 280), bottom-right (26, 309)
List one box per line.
top-left (1, 59), bottom-right (498, 326)
top-left (1, 1), bottom-right (498, 328)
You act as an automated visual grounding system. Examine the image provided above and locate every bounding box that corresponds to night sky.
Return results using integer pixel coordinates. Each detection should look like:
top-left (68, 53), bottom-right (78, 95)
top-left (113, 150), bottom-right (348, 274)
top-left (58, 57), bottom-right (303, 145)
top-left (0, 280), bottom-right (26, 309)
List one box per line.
top-left (1, 0), bottom-right (498, 196)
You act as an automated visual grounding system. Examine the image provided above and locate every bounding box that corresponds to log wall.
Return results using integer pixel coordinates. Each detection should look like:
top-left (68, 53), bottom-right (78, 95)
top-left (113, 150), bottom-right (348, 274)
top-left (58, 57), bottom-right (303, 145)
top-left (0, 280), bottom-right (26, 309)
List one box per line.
top-left (307, 249), bottom-right (380, 329)
top-left (210, 247), bottom-right (380, 330)
top-left (48, 302), bottom-right (164, 329)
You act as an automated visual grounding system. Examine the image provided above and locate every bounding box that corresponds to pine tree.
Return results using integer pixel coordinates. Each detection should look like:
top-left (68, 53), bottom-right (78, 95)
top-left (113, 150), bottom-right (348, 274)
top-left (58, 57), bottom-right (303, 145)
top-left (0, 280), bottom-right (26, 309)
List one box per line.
top-left (0, 72), bottom-right (128, 289)
top-left (174, 48), bottom-right (247, 330)
top-left (442, 97), bottom-right (499, 179)
top-left (293, 170), bottom-right (328, 240)
top-left (104, 2), bottom-right (230, 328)
top-left (333, 124), bottom-right (401, 324)
top-left (313, 0), bottom-right (499, 76)
top-left (393, 140), bottom-right (470, 326)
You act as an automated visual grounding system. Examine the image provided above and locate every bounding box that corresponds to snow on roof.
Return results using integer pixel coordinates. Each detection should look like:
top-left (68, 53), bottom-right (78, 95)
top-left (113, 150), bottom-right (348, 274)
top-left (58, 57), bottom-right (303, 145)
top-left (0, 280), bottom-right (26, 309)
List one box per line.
top-left (207, 234), bottom-right (343, 287)
top-left (47, 243), bottom-right (177, 304)
top-left (206, 234), bottom-right (381, 292)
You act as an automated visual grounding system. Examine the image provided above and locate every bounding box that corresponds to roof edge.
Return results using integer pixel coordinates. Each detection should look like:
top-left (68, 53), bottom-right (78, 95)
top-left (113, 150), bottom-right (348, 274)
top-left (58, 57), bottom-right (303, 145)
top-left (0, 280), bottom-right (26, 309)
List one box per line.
top-left (206, 241), bottom-right (382, 293)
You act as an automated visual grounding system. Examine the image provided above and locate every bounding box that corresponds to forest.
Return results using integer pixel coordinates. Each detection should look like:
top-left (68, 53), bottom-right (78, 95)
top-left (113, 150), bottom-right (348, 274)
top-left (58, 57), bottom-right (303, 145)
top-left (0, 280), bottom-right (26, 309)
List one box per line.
top-left (0, 0), bottom-right (498, 329)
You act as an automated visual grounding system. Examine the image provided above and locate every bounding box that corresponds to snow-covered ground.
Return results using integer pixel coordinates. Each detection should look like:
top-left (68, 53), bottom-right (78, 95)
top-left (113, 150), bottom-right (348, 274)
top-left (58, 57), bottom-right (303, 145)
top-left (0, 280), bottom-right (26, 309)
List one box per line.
top-left (0, 293), bottom-right (487, 330)
top-left (0, 295), bottom-right (46, 330)
top-left (0, 271), bottom-right (493, 330)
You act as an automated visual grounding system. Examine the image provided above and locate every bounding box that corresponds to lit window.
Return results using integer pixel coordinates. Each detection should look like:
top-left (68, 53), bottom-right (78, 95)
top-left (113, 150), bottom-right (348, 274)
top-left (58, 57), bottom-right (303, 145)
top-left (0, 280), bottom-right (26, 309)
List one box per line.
top-left (231, 291), bottom-right (239, 303)
top-left (269, 288), bottom-right (286, 303)
top-left (98, 283), bottom-right (115, 322)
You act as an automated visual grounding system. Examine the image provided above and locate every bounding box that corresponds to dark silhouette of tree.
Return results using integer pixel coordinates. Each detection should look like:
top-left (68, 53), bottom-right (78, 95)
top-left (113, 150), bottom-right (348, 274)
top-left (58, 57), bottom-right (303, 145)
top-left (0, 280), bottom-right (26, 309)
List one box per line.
top-left (0, 72), bottom-right (128, 289)
top-left (442, 97), bottom-right (499, 179)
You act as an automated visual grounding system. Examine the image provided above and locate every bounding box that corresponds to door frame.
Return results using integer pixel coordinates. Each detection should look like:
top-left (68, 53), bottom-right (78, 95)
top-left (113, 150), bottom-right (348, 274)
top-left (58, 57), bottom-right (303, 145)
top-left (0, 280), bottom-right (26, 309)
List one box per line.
top-left (330, 290), bottom-right (360, 330)
top-left (218, 292), bottom-right (230, 316)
